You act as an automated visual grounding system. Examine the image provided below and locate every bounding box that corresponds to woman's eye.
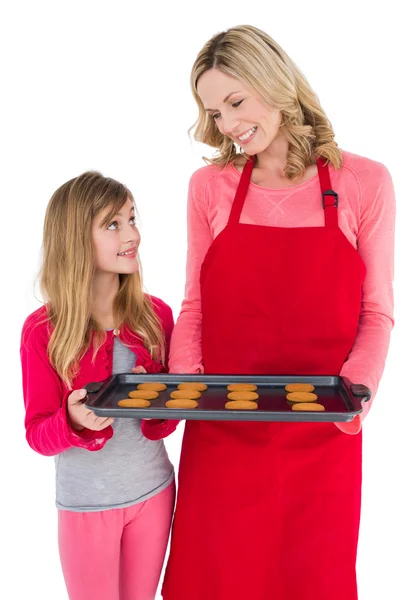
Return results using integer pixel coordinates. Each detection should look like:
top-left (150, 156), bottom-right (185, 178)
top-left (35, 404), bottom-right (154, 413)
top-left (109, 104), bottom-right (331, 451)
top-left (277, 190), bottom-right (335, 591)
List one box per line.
top-left (107, 221), bottom-right (118, 230)
top-left (232, 100), bottom-right (243, 108)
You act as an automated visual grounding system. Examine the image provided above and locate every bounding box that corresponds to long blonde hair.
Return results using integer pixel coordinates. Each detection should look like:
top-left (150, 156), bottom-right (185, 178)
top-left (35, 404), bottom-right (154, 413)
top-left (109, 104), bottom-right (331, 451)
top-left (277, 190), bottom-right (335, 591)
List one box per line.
top-left (40, 171), bottom-right (165, 387)
top-left (190, 25), bottom-right (342, 178)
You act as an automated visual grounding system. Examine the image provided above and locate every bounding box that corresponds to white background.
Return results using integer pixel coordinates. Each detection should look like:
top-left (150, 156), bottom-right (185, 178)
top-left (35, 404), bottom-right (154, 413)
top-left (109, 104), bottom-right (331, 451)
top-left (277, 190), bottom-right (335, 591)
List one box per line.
top-left (1, 1), bottom-right (399, 598)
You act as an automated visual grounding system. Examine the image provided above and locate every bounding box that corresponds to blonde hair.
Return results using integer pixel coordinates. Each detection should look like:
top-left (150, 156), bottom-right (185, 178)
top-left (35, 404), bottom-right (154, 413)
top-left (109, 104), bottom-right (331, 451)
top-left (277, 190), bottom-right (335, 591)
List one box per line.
top-left (190, 25), bottom-right (342, 178)
top-left (40, 172), bottom-right (165, 387)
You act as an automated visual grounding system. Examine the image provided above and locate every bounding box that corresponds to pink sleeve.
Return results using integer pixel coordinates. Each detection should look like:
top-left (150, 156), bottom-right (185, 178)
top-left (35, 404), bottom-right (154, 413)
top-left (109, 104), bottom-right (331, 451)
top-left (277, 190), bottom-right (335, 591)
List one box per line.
top-left (21, 319), bottom-right (113, 457)
top-left (168, 171), bottom-right (214, 374)
top-left (337, 164), bottom-right (395, 434)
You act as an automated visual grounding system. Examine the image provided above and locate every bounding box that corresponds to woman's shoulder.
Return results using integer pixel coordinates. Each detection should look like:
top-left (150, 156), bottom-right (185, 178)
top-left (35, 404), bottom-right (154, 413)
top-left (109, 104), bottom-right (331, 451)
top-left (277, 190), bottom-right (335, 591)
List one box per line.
top-left (340, 150), bottom-right (392, 186)
top-left (21, 305), bottom-right (51, 349)
top-left (189, 161), bottom-right (233, 190)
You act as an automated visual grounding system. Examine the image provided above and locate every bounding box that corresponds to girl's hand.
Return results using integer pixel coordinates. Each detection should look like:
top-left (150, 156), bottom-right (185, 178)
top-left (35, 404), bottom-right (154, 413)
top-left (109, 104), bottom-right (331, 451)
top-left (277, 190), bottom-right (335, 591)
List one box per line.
top-left (131, 366), bottom-right (147, 374)
top-left (67, 389), bottom-right (114, 432)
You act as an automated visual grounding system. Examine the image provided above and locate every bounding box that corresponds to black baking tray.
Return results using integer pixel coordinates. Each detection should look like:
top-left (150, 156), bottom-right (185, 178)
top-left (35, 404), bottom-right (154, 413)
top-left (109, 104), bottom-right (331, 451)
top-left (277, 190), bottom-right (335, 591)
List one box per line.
top-left (84, 374), bottom-right (371, 423)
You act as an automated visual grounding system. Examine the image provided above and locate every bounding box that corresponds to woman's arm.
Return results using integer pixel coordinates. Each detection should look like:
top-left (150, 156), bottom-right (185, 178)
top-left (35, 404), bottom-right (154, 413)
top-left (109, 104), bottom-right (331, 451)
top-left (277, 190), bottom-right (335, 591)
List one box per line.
top-left (21, 317), bottom-right (113, 456)
top-left (337, 163), bottom-right (395, 434)
top-left (168, 170), bottom-right (214, 374)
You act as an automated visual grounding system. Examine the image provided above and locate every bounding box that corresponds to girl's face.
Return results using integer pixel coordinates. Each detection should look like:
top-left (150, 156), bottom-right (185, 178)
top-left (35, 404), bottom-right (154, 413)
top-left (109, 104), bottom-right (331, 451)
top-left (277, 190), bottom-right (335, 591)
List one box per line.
top-left (197, 68), bottom-right (282, 155)
top-left (92, 197), bottom-right (141, 276)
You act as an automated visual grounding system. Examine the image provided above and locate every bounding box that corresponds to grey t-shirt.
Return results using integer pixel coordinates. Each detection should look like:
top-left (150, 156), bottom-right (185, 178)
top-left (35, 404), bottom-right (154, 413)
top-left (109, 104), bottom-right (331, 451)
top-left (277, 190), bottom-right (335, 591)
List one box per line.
top-left (55, 337), bottom-right (174, 511)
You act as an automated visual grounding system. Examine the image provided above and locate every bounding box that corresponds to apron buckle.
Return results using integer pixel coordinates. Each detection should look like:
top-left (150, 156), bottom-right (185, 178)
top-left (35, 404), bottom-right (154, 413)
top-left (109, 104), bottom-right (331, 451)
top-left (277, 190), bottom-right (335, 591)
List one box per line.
top-left (322, 189), bottom-right (339, 208)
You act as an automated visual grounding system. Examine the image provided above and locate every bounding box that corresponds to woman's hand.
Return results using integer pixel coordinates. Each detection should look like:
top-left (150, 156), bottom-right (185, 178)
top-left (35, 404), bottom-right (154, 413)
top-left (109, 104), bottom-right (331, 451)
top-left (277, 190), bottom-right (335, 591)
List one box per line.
top-left (67, 389), bottom-right (115, 432)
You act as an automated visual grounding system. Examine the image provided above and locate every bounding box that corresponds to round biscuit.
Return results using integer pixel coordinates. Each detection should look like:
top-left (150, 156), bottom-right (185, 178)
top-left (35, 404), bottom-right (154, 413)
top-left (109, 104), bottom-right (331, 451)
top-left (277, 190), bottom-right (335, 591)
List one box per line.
top-left (166, 399), bottom-right (198, 409)
top-left (177, 382), bottom-right (208, 392)
top-left (291, 402), bottom-right (325, 412)
top-left (285, 383), bottom-right (315, 393)
top-left (286, 392), bottom-right (318, 402)
top-left (225, 400), bottom-right (258, 410)
top-left (227, 384), bottom-right (258, 392)
top-left (170, 390), bottom-right (201, 400)
top-left (128, 390), bottom-right (159, 400)
top-left (137, 383), bottom-right (167, 392)
top-left (227, 391), bottom-right (259, 401)
top-left (118, 398), bottom-right (151, 408)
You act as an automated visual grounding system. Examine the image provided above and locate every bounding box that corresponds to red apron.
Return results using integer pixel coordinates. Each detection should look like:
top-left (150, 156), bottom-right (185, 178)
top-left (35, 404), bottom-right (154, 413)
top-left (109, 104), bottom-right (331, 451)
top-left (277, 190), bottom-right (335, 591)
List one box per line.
top-left (162, 157), bottom-right (366, 600)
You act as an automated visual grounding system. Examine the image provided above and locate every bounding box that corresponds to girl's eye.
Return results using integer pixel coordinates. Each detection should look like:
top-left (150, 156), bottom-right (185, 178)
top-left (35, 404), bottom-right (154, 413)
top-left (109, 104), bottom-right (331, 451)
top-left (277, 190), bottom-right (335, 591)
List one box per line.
top-left (232, 100), bottom-right (243, 108)
top-left (211, 113), bottom-right (220, 120)
top-left (129, 216), bottom-right (136, 225)
top-left (107, 221), bottom-right (118, 230)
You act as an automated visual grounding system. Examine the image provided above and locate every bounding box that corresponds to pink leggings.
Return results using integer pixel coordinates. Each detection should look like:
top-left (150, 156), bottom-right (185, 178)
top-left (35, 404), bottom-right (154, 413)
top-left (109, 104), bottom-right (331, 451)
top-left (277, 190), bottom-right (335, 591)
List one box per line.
top-left (58, 482), bottom-right (175, 600)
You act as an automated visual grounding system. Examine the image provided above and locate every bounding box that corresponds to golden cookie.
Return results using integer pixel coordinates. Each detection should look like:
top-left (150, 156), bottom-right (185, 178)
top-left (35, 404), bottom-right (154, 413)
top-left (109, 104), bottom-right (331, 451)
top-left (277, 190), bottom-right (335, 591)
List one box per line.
top-left (225, 400), bottom-right (258, 410)
top-left (285, 383), bottom-right (315, 393)
top-left (128, 390), bottom-right (159, 400)
top-left (137, 383), bottom-right (167, 392)
top-left (177, 382), bottom-right (208, 392)
top-left (227, 391), bottom-right (259, 401)
top-left (118, 398), bottom-right (151, 408)
top-left (286, 392), bottom-right (318, 402)
top-left (170, 390), bottom-right (201, 400)
top-left (292, 402), bottom-right (325, 412)
top-left (165, 399), bottom-right (198, 409)
top-left (227, 384), bottom-right (258, 392)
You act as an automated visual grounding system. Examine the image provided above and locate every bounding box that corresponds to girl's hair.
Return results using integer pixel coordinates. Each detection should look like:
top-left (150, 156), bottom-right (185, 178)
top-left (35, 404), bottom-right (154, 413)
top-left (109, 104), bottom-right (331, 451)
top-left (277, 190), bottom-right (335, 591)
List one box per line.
top-left (190, 24), bottom-right (342, 178)
top-left (40, 171), bottom-right (165, 387)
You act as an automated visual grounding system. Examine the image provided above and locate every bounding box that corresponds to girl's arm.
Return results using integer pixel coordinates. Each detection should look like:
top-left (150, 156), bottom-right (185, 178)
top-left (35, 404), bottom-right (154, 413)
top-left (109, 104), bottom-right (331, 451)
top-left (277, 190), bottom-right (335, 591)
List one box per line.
top-left (337, 164), bottom-right (395, 434)
top-left (141, 298), bottom-right (180, 440)
top-left (21, 317), bottom-right (113, 456)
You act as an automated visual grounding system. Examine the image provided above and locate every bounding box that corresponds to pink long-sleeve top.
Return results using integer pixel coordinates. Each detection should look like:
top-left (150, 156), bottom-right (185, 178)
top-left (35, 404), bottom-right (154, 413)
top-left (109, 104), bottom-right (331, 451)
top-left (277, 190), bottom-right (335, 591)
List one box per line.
top-left (166, 150), bottom-right (395, 436)
top-left (20, 296), bottom-right (175, 455)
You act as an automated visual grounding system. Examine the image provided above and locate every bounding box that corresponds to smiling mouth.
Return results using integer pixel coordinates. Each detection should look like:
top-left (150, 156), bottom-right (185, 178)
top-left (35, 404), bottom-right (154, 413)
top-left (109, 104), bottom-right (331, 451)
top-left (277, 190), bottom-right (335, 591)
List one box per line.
top-left (237, 126), bottom-right (257, 142)
top-left (118, 248), bottom-right (136, 257)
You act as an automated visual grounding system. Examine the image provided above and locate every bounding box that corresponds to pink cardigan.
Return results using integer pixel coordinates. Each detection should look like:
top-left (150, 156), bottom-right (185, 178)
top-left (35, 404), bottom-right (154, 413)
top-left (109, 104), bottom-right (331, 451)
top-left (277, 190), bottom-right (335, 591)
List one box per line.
top-left (164, 150), bottom-right (395, 436)
top-left (20, 296), bottom-right (176, 455)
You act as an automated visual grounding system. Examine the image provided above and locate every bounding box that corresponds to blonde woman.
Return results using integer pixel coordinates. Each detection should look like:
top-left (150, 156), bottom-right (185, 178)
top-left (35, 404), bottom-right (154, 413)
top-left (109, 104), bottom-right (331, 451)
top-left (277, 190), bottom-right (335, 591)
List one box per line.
top-left (155, 25), bottom-right (395, 600)
top-left (20, 172), bottom-right (175, 600)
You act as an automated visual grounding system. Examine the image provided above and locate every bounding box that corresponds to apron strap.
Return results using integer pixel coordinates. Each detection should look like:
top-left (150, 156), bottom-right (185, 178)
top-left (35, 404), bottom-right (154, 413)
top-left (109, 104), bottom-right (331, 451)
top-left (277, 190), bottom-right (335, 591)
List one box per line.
top-left (316, 158), bottom-right (339, 228)
top-left (228, 155), bottom-right (255, 225)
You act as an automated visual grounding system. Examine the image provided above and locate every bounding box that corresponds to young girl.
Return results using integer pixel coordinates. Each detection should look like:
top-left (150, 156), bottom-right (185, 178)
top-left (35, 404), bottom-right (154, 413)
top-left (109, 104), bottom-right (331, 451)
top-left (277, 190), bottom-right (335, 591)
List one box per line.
top-left (20, 171), bottom-right (175, 600)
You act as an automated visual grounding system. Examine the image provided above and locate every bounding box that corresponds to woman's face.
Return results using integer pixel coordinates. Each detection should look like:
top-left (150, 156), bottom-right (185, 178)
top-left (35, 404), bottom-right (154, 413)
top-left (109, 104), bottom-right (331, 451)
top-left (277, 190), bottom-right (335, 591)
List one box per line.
top-left (92, 197), bottom-right (141, 276)
top-left (197, 68), bottom-right (282, 155)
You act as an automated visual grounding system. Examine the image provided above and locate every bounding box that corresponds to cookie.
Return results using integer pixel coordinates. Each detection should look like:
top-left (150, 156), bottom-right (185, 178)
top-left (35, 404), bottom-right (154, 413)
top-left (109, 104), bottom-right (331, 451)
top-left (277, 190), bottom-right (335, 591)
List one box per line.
top-left (170, 390), bottom-right (201, 400)
top-left (137, 383), bottom-right (167, 392)
top-left (286, 392), bottom-right (318, 402)
top-left (118, 398), bottom-right (151, 408)
top-left (292, 403), bottom-right (325, 412)
top-left (227, 391), bottom-right (259, 401)
top-left (177, 383), bottom-right (208, 392)
top-left (165, 399), bottom-right (198, 409)
top-left (128, 390), bottom-right (159, 400)
top-left (227, 384), bottom-right (258, 392)
top-left (225, 400), bottom-right (258, 410)
top-left (285, 383), bottom-right (315, 393)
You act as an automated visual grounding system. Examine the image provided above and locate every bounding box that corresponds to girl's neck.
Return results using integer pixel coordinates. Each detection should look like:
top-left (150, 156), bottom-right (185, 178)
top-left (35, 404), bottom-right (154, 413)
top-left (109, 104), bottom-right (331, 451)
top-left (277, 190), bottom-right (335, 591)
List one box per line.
top-left (91, 272), bottom-right (120, 330)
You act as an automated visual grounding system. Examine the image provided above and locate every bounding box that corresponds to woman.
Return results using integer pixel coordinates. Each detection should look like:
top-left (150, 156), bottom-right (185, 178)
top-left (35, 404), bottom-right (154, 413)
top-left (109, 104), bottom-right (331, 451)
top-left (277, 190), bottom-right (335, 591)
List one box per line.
top-left (158, 25), bottom-right (395, 600)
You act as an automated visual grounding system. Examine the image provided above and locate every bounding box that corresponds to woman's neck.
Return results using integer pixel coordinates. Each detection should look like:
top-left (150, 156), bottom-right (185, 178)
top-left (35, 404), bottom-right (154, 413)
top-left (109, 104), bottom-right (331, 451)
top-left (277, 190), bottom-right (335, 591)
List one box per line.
top-left (91, 272), bottom-right (120, 330)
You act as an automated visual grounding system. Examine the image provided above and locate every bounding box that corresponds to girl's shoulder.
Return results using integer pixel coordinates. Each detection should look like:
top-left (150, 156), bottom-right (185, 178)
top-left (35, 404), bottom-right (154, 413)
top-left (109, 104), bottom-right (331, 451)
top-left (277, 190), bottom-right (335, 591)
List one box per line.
top-left (146, 295), bottom-right (174, 331)
top-left (20, 305), bottom-right (51, 350)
